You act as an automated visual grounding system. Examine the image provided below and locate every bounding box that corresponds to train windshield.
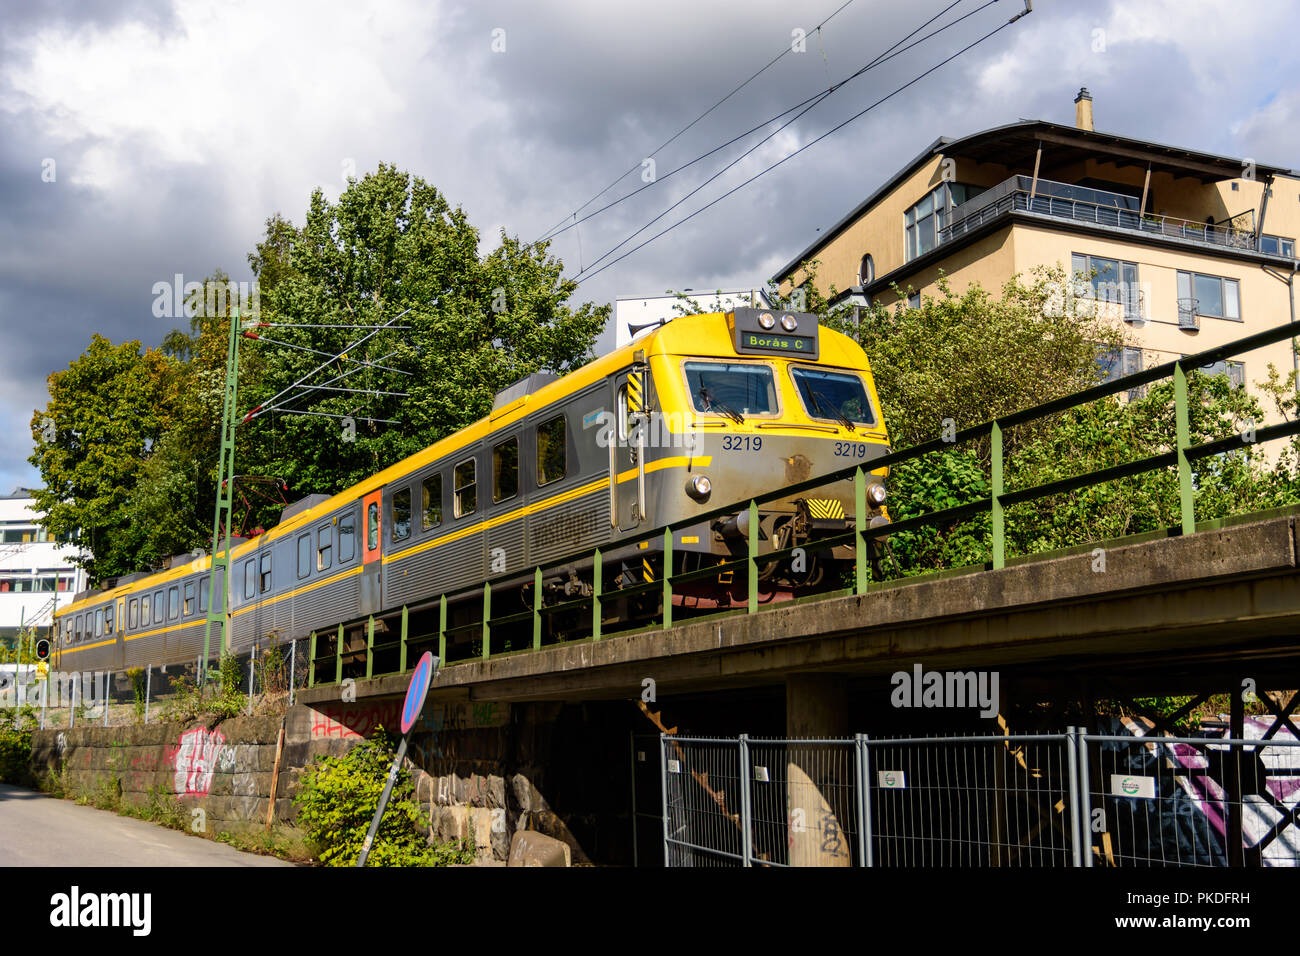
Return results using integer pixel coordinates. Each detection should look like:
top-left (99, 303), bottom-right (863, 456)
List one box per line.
top-left (790, 367), bottom-right (875, 426)
top-left (683, 362), bottom-right (777, 417)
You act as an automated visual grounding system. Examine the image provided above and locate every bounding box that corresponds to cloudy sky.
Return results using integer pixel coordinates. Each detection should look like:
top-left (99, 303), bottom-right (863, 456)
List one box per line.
top-left (2, 0), bottom-right (1297, 493)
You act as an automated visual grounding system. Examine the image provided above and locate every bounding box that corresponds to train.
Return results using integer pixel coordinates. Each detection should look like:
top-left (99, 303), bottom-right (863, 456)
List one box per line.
top-left (52, 307), bottom-right (893, 676)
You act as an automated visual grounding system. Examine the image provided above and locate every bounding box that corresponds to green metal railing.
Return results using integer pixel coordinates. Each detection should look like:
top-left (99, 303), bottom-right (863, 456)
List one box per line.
top-left (305, 319), bottom-right (1300, 688)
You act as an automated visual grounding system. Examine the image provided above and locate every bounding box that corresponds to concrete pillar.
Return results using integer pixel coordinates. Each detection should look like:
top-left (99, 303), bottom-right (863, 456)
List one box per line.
top-left (785, 675), bottom-right (852, 866)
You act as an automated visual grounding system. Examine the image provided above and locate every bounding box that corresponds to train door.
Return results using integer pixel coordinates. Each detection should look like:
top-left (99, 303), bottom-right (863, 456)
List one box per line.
top-left (360, 488), bottom-right (383, 615)
top-left (613, 367), bottom-right (647, 532)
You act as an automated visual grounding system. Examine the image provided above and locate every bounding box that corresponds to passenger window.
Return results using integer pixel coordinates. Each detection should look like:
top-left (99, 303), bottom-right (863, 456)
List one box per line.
top-left (422, 475), bottom-right (442, 530)
top-left (367, 502), bottom-right (379, 551)
top-left (141, 596), bottom-right (149, 625)
top-left (617, 386), bottom-right (629, 442)
top-left (298, 533), bottom-right (312, 579)
top-left (199, 576), bottom-right (210, 613)
top-left (260, 553), bottom-right (272, 593)
top-left (153, 590), bottom-right (164, 624)
top-left (454, 458), bottom-right (477, 517)
top-left (168, 587), bottom-right (179, 619)
top-left (494, 438), bottom-right (519, 503)
top-left (129, 599), bottom-right (138, 629)
top-left (244, 560), bottom-right (256, 599)
top-left (339, 514), bottom-right (356, 563)
top-left (317, 526), bottom-right (332, 571)
top-left (95, 608), bottom-right (104, 637)
top-left (106, 607), bottom-right (114, 634)
top-left (184, 582), bottom-right (195, 615)
top-left (537, 416), bottom-right (566, 485)
top-left (392, 488), bottom-right (412, 541)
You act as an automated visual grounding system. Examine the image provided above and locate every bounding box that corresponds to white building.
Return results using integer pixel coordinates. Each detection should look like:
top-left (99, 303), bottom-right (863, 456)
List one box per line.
top-left (0, 490), bottom-right (86, 646)
top-left (614, 288), bottom-right (771, 348)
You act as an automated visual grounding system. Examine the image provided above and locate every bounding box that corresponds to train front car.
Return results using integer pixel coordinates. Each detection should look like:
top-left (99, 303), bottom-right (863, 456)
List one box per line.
top-left (622, 307), bottom-right (890, 613)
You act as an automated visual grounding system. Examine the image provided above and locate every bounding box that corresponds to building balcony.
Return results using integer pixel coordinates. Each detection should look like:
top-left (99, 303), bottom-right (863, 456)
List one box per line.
top-left (938, 175), bottom-right (1295, 259)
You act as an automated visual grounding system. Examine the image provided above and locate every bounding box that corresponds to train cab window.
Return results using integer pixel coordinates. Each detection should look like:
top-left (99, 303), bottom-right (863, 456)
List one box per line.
top-left (153, 590), bottom-right (164, 624)
top-left (95, 608), bottom-right (104, 637)
top-left (168, 587), bottom-right (179, 619)
top-left (683, 362), bottom-right (777, 416)
top-left (454, 458), bottom-right (477, 518)
top-left (367, 502), bottom-right (379, 551)
top-left (339, 514), bottom-right (356, 563)
top-left (141, 595), bottom-right (150, 625)
top-left (199, 576), bottom-right (210, 613)
top-left (260, 553), bottom-right (272, 593)
top-left (790, 367), bottom-right (876, 426)
top-left (298, 533), bottom-right (312, 579)
top-left (537, 416), bottom-right (566, 486)
top-left (129, 599), bottom-right (138, 629)
top-left (422, 475), bottom-right (442, 530)
top-left (244, 560), bottom-right (256, 599)
top-left (317, 526), bottom-right (332, 571)
top-left (392, 488), bottom-right (412, 541)
top-left (493, 438), bottom-right (519, 503)
top-left (184, 582), bottom-right (195, 616)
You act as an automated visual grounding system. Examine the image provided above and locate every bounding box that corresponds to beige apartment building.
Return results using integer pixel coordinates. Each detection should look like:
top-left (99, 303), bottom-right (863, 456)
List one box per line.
top-left (775, 90), bottom-right (1299, 419)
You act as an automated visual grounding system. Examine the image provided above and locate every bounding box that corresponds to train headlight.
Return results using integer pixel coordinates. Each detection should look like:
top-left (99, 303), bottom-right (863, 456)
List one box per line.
top-left (758, 312), bottom-right (776, 329)
top-left (868, 483), bottom-right (887, 506)
top-left (780, 314), bottom-right (798, 332)
top-left (686, 475), bottom-right (712, 502)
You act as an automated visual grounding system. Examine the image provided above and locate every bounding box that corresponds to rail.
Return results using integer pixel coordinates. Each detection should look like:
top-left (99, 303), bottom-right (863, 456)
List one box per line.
top-left (305, 318), bottom-right (1300, 687)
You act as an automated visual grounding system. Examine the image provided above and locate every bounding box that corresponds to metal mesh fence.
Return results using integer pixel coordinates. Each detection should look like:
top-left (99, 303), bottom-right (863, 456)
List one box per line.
top-left (662, 730), bottom-right (1300, 868)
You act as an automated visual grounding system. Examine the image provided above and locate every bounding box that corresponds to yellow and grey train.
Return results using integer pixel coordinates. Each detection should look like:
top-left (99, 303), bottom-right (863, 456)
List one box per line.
top-left (53, 308), bottom-right (892, 673)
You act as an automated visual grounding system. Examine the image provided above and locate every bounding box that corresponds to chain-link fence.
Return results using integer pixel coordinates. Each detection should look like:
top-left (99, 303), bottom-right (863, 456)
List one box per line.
top-left (662, 729), bottom-right (1300, 867)
top-left (0, 639), bottom-right (311, 729)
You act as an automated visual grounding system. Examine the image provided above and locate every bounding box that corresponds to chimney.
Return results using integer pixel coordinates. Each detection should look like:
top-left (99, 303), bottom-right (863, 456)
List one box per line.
top-left (1074, 87), bottom-right (1094, 131)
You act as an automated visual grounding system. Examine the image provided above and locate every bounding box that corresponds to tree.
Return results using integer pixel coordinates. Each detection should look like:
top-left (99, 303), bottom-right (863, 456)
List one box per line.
top-left (237, 164), bottom-right (608, 512)
top-left (28, 336), bottom-right (178, 582)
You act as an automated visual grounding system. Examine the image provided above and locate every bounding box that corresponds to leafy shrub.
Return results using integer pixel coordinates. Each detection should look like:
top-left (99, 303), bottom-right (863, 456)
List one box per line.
top-left (294, 729), bottom-right (474, 867)
top-left (0, 706), bottom-right (35, 785)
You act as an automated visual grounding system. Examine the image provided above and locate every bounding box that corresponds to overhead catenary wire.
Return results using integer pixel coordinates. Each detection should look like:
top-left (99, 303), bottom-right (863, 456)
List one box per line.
top-left (544, 0), bottom-right (981, 250)
top-left (533, 0), bottom-right (862, 246)
top-left (572, 2), bottom-right (1030, 287)
top-left (572, 0), bottom-right (979, 281)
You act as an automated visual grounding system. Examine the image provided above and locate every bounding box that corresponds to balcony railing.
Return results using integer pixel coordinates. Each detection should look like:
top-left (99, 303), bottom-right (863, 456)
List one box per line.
top-left (938, 175), bottom-right (1290, 256)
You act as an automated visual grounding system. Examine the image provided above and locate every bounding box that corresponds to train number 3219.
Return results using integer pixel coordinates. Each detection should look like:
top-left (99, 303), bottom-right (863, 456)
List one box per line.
top-left (834, 441), bottom-right (868, 458)
top-left (722, 435), bottom-right (763, 451)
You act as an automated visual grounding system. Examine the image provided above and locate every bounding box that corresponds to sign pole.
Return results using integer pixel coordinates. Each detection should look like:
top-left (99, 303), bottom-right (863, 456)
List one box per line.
top-left (356, 651), bottom-right (438, 867)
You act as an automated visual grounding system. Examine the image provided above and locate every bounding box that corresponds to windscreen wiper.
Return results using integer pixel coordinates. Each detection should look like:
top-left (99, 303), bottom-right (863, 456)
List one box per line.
top-left (810, 389), bottom-right (855, 433)
top-left (699, 387), bottom-right (745, 424)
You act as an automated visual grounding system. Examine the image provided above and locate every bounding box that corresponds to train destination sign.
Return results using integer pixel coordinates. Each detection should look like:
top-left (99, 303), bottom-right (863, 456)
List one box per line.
top-left (728, 307), bottom-right (820, 360)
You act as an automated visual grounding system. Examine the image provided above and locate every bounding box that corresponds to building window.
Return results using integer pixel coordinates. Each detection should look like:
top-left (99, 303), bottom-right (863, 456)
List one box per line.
top-left (1072, 253), bottom-right (1141, 320)
top-left (422, 475), bottom-right (442, 530)
top-left (260, 553), bottom-right (272, 593)
top-left (905, 183), bottom-right (985, 261)
top-left (1177, 270), bottom-right (1240, 320)
top-left (537, 416), bottom-right (567, 486)
top-left (493, 438), bottom-right (519, 503)
top-left (858, 254), bottom-right (875, 285)
top-left (317, 526), bottom-right (332, 571)
top-left (298, 533), bottom-right (312, 579)
top-left (1259, 235), bottom-right (1295, 257)
top-left (392, 488), bottom-right (412, 541)
top-left (1197, 359), bottom-right (1245, 388)
top-left (339, 513), bottom-right (356, 563)
top-left (454, 458), bottom-right (477, 518)
top-left (907, 292), bottom-right (921, 309)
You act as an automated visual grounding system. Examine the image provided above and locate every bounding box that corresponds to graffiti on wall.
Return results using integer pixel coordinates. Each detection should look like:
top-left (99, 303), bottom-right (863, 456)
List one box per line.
top-left (173, 727), bottom-right (227, 797)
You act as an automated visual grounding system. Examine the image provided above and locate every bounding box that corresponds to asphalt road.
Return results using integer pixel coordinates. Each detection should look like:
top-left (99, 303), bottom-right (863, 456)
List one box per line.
top-left (0, 784), bottom-right (292, 866)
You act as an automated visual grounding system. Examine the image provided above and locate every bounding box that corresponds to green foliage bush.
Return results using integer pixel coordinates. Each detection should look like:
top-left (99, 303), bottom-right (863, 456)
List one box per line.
top-left (0, 706), bottom-right (36, 785)
top-left (294, 729), bottom-right (475, 867)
